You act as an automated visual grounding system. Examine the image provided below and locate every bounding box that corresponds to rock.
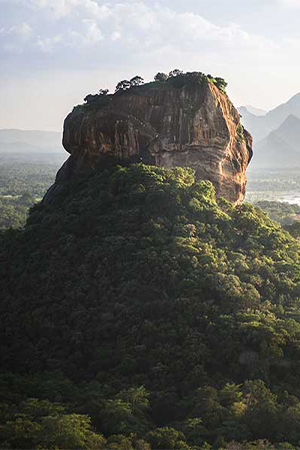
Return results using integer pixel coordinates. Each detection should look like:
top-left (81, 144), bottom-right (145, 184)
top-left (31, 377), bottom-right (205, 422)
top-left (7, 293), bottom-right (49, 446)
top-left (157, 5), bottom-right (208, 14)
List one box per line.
top-left (44, 78), bottom-right (252, 204)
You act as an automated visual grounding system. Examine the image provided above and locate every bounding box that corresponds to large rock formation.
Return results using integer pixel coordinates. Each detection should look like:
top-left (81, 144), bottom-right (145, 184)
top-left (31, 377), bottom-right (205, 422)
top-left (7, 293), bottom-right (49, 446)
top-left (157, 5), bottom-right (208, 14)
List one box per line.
top-left (45, 78), bottom-right (252, 204)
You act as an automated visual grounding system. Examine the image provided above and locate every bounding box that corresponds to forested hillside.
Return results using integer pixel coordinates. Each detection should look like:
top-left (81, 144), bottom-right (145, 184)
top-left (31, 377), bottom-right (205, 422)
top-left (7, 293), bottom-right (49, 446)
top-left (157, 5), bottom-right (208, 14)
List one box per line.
top-left (0, 162), bottom-right (59, 229)
top-left (2, 165), bottom-right (300, 449)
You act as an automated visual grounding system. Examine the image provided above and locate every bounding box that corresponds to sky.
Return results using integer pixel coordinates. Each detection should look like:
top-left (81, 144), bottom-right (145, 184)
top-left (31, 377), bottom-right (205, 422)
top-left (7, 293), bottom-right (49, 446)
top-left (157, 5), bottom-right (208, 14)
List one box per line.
top-left (0, 0), bottom-right (300, 131)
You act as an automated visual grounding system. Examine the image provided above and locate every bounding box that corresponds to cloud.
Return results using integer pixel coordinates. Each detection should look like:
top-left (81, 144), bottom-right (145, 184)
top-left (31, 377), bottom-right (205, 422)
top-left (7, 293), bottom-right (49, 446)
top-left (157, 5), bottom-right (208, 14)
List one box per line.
top-left (0, 21), bottom-right (33, 53)
top-left (1, 0), bottom-right (300, 130)
top-left (0, 22), bottom-right (32, 40)
top-left (278, 0), bottom-right (300, 6)
top-left (36, 34), bottom-right (62, 52)
top-left (27, 0), bottom-right (76, 18)
top-left (18, 22), bottom-right (33, 38)
top-left (27, 0), bottom-right (111, 19)
top-left (0, 0), bottom-right (277, 68)
top-left (111, 30), bottom-right (121, 42)
top-left (67, 19), bottom-right (103, 46)
top-left (33, 13), bottom-right (103, 51)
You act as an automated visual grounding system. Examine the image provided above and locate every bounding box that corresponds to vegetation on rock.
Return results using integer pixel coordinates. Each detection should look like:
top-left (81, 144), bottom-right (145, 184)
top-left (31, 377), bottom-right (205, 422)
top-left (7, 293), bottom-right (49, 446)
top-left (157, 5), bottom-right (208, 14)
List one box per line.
top-left (82, 70), bottom-right (228, 109)
top-left (237, 123), bottom-right (245, 142)
top-left (153, 70), bottom-right (228, 93)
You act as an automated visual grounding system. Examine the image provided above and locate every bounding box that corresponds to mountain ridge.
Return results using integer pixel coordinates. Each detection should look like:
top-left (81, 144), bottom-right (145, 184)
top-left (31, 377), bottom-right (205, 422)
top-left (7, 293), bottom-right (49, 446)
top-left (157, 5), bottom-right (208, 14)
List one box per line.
top-left (243, 105), bottom-right (267, 116)
top-left (0, 129), bottom-right (65, 158)
top-left (239, 92), bottom-right (300, 143)
top-left (248, 113), bottom-right (300, 168)
top-left (274, 114), bottom-right (300, 151)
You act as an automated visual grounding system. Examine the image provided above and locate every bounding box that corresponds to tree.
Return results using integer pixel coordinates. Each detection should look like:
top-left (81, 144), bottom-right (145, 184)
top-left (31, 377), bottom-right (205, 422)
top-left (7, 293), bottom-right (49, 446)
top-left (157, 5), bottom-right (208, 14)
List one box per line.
top-left (215, 77), bottom-right (228, 93)
top-left (100, 399), bottom-right (135, 435)
top-left (115, 80), bottom-right (132, 92)
top-left (99, 89), bottom-right (109, 96)
top-left (84, 94), bottom-right (99, 103)
top-left (106, 434), bottom-right (134, 450)
top-left (0, 417), bottom-right (41, 449)
top-left (168, 69), bottom-right (183, 78)
top-left (0, 400), bottom-right (106, 450)
top-left (242, 380), bottom-right (278, 440)
top-left (154, 72), bottom-right (168, 82)
top-left (37, 414), bottom-right (106, 449)
top-left (130, 76), bottom-right (144, 86)
top-left (146, 427), bottom-right (189, 450)
top-left (207, 74), bottom-right (216, 81)
top-left (182, 418), bottom-right (207, 447)
top-left (118, 386), bottom-right (149, 411)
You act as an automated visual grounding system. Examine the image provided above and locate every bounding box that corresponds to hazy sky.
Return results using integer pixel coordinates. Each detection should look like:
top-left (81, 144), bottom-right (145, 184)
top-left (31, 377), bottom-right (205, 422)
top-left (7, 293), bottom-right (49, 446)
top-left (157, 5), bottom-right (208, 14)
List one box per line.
top-left (1, 0), bottom-right (300, 131)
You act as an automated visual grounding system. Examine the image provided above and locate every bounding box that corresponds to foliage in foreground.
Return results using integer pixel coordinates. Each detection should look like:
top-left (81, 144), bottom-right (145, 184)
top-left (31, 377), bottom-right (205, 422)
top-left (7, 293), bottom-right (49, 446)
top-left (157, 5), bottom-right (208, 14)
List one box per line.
top-left (2, 165), bottom-right (300, 448)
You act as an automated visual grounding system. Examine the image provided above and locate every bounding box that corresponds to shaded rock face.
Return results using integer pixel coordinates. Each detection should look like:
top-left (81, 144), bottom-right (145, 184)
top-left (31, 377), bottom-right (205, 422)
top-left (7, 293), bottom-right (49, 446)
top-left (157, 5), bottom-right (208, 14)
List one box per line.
top-left (45, 81), bottom-right (252, 204)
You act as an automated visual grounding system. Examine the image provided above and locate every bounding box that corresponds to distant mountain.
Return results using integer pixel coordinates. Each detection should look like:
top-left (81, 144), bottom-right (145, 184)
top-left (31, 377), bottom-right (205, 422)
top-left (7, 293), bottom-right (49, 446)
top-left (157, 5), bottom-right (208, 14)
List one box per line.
top-left (0, 129), bottom-right (64, 154)
top-left (264, 92), bottom-right (300, 130)
top-left (0, 141), bottom-right (41, 153)
top-left (238, 107), bottom-right (272, 143)
top-left (239, 93), bottom-right (300, 143)
top-left (244, 105), bottom-right (267, 116)
top-left (250, 115), bottom-right (300, 168)
top-left (273, 114), bottom-right (300, 151)
top-left (250, 133), bottom-right (300, 168)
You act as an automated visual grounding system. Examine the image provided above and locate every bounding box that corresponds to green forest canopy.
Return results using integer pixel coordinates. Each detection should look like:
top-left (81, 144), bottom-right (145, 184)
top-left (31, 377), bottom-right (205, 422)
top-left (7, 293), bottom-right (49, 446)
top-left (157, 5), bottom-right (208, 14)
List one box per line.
top-left (1, 165), bottom-right (300, 449)
top-left (83, 70), bottom-right (228, 106)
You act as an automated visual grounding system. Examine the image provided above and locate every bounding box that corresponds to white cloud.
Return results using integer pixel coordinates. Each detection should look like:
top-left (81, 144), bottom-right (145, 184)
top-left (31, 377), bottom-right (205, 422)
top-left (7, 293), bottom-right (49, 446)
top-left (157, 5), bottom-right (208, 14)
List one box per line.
top-left (111, 30), bottom-right (121, 41)
top-left (36, 34), bottom-right (62, 52)
top-left (27, 0), bottom-right (72, 18)
top-left (83, 19), bottom-right (103, 43)
top-left (0, 0), bottom-right (277, 57)
top-left (278, 0), bottom-right (300, 6)
top-left (0, 21), bottom-right (32, 40)
top-left (18, 22), bottom-right (33, 39)
top-left (27, 0), bottom-right (111, 19)
top-left (0, 21), bottom-right (33, 52)
top-left (97, 2), bottom-right (276, 58)
top-left (1, 0), bottom-right (300, 129)
top-left (0, 0), bottom-right (278, 66)
top-left (67, 19), bottom-right (103, 46)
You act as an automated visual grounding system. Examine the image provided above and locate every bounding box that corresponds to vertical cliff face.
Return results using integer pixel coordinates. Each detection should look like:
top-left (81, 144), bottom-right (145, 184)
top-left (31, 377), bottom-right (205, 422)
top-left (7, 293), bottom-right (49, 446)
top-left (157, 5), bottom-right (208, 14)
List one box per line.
top-left (45, 79), bottom-right (252, 204)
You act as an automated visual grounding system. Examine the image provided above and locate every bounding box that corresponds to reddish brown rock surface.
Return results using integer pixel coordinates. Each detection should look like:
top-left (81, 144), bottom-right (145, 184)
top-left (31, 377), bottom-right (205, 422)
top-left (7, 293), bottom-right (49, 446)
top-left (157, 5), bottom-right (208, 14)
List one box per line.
top-left (45, 80), bottom-right (252, 204)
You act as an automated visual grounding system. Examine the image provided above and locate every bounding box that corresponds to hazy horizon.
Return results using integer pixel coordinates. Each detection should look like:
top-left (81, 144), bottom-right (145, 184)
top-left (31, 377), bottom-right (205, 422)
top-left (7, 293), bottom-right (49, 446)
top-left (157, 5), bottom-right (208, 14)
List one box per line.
top-left (1, 0), bottom-right (300, 131)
